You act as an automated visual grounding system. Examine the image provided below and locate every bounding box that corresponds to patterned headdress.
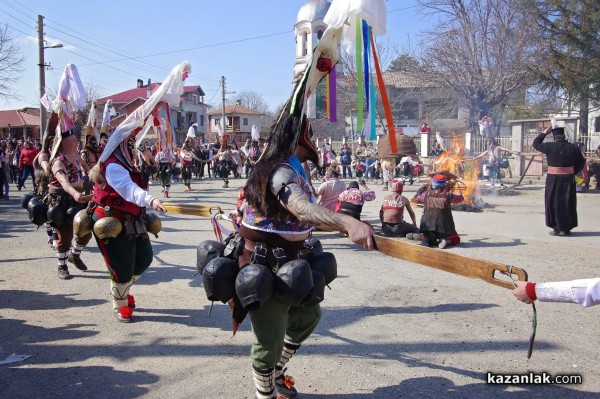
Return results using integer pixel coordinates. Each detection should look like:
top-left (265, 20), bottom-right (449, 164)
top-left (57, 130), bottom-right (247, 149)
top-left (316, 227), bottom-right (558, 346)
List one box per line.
top-left (49, 64), bottom-right (88, 160)
top-left (99, 61), bottom-right (191, 165)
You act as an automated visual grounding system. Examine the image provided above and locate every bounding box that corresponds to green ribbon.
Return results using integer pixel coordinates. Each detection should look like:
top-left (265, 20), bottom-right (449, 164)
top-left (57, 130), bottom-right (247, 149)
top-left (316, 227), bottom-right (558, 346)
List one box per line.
top-left (355, 15), bottom-right (364, 134)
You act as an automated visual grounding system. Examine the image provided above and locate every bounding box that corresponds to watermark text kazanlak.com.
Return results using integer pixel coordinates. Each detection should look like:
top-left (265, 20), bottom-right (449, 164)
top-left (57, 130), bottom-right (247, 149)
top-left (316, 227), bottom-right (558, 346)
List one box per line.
top-left (487, 372), bottom-right (582, 385)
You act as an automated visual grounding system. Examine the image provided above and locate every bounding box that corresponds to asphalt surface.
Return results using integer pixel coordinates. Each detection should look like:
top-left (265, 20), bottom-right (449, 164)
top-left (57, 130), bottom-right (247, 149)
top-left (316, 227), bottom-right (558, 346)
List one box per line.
top-left (1, 175), bottom-right (599, 398)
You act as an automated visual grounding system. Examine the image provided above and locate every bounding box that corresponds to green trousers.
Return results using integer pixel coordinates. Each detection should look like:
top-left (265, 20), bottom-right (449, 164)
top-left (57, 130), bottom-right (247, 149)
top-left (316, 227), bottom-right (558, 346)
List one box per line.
top-left (250, 297), bottom-right (321, 369)
top-left (95, 233), bottom-right (153, 283)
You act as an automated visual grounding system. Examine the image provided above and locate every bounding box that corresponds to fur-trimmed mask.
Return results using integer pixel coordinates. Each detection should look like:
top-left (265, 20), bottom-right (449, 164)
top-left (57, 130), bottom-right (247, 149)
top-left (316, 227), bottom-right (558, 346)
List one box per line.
top-left (298, 115), bottom-right (319, 165)
top-left (117, 131), bottom-right (138, 170)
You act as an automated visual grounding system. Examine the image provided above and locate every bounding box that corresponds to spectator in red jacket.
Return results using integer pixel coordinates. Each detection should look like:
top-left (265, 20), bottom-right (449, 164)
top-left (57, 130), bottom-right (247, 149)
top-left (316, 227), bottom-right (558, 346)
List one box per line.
top-left (17, 139), bottom-right (39, 192)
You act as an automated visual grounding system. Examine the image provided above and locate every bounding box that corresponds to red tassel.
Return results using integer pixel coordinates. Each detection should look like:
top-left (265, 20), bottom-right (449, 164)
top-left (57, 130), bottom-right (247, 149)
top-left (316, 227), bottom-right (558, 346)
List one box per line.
top-left (127, 294), bottom-right (136, 309)
top-left (317, 57), bottom-right (332, 72)
top-left (119, 306), bottom-right (133, 319)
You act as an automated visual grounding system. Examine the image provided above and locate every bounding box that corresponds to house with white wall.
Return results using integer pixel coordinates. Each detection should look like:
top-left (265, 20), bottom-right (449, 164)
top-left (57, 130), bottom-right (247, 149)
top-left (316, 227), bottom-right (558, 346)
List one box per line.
top-left (207, 101), bottom-right (263, 145)
top-left (96, 79), bottom-right (209, 145)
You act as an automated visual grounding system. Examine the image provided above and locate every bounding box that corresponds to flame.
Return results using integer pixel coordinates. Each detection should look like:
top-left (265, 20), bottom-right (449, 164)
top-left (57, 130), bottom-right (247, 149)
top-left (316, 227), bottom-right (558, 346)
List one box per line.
top-left (431, 136), bottom-right (480, 206)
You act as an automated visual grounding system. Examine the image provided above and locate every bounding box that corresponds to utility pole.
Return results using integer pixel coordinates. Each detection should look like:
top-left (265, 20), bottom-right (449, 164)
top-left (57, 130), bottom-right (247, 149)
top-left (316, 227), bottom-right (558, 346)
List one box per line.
top-left (37, 15), bottom-right (63, 137)
top-left (220, 76), bottom-right (235, 142)
top-left (38, 15), bottom-right (46, 136)
top-left (221, 76), bottom-right (226, 139)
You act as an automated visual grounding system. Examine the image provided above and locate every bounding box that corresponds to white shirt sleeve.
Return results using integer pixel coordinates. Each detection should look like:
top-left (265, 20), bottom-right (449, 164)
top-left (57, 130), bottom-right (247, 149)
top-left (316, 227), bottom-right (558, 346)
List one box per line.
top-left (536, 278), bottom-right (600, 307)
top-left (105, 163), bottom-right (156, 208)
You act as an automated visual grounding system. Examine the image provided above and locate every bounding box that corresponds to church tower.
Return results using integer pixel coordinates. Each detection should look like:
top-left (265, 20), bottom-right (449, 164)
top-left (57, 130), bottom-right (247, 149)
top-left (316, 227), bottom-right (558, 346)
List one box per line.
top-left (293, 0), bottom-right (331, 83)
top-left (293, 0), bottom-right (346, 140)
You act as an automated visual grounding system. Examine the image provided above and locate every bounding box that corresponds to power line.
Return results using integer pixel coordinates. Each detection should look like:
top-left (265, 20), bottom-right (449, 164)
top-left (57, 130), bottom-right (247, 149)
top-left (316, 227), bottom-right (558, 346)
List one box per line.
top-left (1, 0), bottom-right (176, 76)
top-left (388, 5), bottom-right (419, 13)
top-left (46, 25), bottom-right (169, 76)
top-left (2, 21), bottom-right (36, 39)
top-left (78, 30), bottom-right (293, 64)
top-left (0, 7), bottom-right (36, 35)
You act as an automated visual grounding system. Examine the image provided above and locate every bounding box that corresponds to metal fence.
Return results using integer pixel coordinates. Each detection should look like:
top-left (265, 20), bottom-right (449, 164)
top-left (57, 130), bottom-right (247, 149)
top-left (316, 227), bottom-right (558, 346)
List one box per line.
top-left (326, 135), bottom-right (513, 157)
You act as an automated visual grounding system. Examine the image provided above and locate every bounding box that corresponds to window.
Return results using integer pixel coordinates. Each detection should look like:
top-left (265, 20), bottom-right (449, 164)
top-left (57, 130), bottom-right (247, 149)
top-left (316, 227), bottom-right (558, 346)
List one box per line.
top-left (243, 118), bottom-right (248, 126)
top-left (200, 115), bottom-right (204, 126)
top-left (595, 116), bottom-right (600, 133)
top-left (192, 94), bottom-right (198, 105)
top-left (302, 32), bottom-right (308, 56)
top-left (317, 30), bottom-right (323, 40)
top-left (214, 118), bottom-right (220, 126)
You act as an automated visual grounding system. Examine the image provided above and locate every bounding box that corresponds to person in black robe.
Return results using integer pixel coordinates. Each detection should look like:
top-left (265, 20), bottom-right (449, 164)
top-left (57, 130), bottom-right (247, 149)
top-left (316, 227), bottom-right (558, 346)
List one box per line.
top-left (532, 127), bottom-right (586, 236)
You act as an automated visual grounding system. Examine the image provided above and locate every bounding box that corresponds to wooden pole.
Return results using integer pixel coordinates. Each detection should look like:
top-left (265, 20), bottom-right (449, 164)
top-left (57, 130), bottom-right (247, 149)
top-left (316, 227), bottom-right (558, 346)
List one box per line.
top-left (374, 235), bottom-right (528, 289)
top-left (162, 203), bottom-right (219, 217)
top-left (513, 155), bottom-right (536, 188)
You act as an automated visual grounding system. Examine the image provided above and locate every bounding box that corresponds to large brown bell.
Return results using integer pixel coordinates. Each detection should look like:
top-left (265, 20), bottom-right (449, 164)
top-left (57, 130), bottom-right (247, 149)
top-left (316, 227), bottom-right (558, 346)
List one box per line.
top-left (145, 212), bottom-right (162, 238)
top-left (73, 209), bottom-right (94, 238)
top-left (93, 216), bottom-right (122, 239)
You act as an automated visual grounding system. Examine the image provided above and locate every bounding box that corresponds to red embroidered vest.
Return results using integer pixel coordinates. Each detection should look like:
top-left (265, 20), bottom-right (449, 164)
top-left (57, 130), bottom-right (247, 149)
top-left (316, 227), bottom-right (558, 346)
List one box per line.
top-left (93, 154), bottom-right (147, 216)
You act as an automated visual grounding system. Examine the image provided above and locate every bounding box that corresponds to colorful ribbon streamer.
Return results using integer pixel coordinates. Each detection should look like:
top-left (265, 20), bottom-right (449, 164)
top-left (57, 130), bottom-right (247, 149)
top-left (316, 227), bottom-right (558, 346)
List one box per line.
top-left (355, 15), bottom-right (364, 133)
top-left (370, 32), bottom-right (397, 153)
top-left (329, 65), bottom-right (337, 122)
top-left (362, 19), bottom-right (370, 116)
top-left (325, 73), bottom-right (330, 120)
top-left (370, 68), bottom-right (376, 140)
top-left (165, 104), bottom-right (174, 148)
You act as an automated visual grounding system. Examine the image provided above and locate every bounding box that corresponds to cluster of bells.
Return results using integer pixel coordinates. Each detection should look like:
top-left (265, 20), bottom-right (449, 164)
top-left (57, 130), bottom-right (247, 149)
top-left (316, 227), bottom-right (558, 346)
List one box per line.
top-left (196, 237), bottom-right (337, 311)
top-left (21, 193), bottom-right (162, 239)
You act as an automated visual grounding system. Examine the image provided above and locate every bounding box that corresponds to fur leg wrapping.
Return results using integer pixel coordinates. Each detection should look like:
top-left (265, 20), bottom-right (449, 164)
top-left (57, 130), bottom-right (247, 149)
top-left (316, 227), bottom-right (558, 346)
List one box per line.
top-left (111, 279), bottom-right (135, 311)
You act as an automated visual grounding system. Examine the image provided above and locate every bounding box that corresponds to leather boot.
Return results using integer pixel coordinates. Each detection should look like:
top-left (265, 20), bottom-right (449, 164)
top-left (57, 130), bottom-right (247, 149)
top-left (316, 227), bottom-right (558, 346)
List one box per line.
top-left (58, 265), bottom-right (72, 280)
top-left (68, 253), bottom-right (88, 271)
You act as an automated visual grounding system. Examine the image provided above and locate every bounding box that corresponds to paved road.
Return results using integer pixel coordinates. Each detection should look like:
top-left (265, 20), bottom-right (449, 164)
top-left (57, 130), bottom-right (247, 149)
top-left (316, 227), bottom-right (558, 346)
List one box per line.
top-left (1, 176), bottom-right (599, 398)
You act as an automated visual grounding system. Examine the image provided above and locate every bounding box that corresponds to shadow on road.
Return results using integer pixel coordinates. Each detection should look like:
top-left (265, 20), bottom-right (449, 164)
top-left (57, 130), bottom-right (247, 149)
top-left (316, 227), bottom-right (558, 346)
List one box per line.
top-left (0, 365), bottom-right (157, 398)
top-left (0, 290), bottom-right (105, 311)
top-left (300, 374), bottom-right (593, 398)
top-left (461, 238), bottom-right (527, 249)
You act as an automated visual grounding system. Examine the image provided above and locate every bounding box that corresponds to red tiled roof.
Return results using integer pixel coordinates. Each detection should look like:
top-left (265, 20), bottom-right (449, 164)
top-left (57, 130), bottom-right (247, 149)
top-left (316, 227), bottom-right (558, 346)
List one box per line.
top-left (207, 103), bottom-right (263, 116)
top-left (97, 84), bottom-right (205, 104)
top-left (0, 108), bottom-right (40, 127)
top-left (184, 85), bottom-right (200, 93)
top-left (97, 83), bottom-right (162, 104)
top-left (109, 113), bottom-right (127, 128)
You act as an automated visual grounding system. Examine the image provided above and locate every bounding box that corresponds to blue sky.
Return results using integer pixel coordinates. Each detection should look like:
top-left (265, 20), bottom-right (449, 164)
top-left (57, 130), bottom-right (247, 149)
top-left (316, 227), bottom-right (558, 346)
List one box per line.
top-left (1, 0), bottom-right (427, 112)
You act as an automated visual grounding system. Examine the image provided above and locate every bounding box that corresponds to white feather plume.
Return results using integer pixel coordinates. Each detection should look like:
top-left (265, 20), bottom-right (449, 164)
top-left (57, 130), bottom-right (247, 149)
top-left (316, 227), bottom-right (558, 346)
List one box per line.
top-left (251, 125), bottom-right (260, 140)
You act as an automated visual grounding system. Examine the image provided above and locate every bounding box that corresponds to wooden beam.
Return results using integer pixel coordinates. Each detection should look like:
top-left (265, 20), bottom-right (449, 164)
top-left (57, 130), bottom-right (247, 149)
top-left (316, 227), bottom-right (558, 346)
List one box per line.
top-left (162, 203), bottom-right (220, 217)
top-left (374, 235), bottom-right (527, 289)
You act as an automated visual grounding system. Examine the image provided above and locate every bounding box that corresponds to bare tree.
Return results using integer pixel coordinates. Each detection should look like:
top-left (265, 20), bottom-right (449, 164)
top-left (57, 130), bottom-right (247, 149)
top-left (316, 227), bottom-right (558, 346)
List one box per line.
top-left (0, 24), bottom-right (25, 102)
top-left (230, 90), bottom-right (269, 114)
top-left (261, 101), bottom-right (287, 136)
top-left (415, 0), bottom-right (538, 133)
top-left (72, 80), bottom-right (103, 139)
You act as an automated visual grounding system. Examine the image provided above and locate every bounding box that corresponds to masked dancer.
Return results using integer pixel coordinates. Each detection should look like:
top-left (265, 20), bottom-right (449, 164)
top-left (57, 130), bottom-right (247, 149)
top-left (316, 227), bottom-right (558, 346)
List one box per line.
top-left (89, 61), bottom-right (189, 322)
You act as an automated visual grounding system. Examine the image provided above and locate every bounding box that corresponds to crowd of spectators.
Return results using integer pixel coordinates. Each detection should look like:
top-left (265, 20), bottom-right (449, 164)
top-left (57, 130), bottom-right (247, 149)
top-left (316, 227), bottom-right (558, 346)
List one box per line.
top-left (1, 137), bottom-right (42, 200)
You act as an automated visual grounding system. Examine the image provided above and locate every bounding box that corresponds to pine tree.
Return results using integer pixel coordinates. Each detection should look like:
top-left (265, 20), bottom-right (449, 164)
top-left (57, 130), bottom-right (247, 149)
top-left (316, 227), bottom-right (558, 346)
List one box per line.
top-left (532, 0), bottom-right (600, 136)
